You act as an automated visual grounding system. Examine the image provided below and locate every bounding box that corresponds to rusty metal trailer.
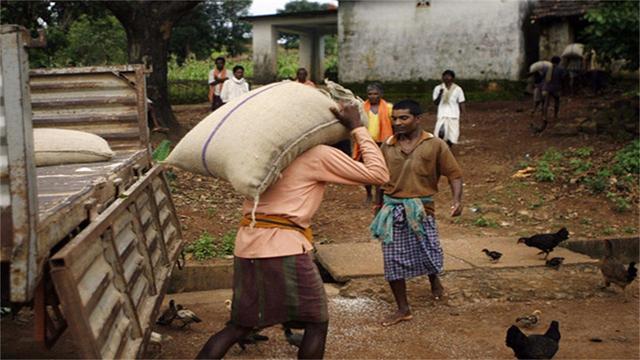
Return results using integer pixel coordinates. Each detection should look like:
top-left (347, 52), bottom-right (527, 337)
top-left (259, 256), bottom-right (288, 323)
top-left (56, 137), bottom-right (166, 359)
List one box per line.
top-left (1, 25), bottom-right (184, 358)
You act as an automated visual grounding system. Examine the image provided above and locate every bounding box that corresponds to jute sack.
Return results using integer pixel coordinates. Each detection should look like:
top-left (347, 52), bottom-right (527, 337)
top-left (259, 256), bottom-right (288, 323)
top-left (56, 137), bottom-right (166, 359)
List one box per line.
top-left (530, 61), bottom-right (552, 73)
top-left (166, 80), bottom-right (365, 200)
top-left (34, 128), bottom-right (115, 166)
top-left (561, 43), bottom-right (584, 58)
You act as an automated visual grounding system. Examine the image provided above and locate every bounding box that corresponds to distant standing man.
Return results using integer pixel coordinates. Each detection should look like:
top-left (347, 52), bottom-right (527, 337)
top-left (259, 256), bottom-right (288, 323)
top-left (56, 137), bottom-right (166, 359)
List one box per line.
top-left (433, 70), bottom-right (466, 147)
top-left (296, 67), bottom-right (316, 87)
top-left (208, 57), bottom-right (229, 111)
top-left (220, 65), bottom-right (250, 104)
top-left (372, 100), bottom-right (463, 327)
top-left (354, 83), bottom-right (394, 203)
top-left (538, 56), bottom-right (566, 133)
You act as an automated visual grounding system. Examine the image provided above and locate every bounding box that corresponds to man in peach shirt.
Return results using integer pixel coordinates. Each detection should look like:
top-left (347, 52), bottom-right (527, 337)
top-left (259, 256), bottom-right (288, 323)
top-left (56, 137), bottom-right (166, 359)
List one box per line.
top-left (197, 104), bottom-right (389, 359)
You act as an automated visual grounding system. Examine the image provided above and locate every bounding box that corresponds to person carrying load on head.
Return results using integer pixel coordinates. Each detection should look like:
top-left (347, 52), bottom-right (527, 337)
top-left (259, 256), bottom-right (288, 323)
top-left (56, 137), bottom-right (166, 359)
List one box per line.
top-left (196, 103), bottom-right (389, 360)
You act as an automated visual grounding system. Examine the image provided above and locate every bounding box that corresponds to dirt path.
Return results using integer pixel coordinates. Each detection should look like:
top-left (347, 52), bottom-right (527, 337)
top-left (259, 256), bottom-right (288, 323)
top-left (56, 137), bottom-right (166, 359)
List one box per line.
top-left (145, 264), bottom-right (639, 359)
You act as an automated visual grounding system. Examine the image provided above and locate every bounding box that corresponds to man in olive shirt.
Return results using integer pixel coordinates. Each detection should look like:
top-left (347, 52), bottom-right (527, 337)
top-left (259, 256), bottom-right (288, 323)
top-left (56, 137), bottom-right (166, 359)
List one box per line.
top-left (371, 100), bottom-right (463, 327)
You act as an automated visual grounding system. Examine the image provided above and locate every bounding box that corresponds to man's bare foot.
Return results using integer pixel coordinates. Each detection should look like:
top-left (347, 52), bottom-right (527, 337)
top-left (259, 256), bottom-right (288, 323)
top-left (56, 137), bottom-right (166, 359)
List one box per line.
top-left (381, 310), bottom-right (412, 327)
top-left (429, 276), bottom-right (444, 300)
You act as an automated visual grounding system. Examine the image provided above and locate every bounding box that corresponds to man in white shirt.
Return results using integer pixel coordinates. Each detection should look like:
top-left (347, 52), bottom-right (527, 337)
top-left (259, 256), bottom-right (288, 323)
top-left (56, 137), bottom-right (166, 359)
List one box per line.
top-left (220, 65), bottom-right (250, 104)
top-left (432, 70), bottom-right (466, 147)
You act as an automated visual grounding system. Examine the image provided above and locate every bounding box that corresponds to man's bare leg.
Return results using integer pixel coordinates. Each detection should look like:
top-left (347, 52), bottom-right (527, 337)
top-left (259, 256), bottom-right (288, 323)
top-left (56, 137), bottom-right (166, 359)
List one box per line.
top-left (428, 274), bottom-right (444, 300)
top-left (196, 323), bottom-right (252, 359)
top-left (298, 321), bottom-right (329, 359)
top-left (382, 279), bottom-right (412, 326)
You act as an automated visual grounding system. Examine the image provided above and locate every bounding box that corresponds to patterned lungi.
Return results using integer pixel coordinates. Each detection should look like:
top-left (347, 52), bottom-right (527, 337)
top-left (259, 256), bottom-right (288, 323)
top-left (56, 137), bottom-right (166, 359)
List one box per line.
top-left (382, 205), bottom-right (444, 281)
top-left (230, 253), bottom-right (328, 328)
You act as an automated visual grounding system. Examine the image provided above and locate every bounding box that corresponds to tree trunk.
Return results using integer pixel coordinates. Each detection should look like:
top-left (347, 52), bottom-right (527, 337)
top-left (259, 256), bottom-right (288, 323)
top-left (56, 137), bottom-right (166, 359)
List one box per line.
top-left (103, 1), bottom-right (200, 138)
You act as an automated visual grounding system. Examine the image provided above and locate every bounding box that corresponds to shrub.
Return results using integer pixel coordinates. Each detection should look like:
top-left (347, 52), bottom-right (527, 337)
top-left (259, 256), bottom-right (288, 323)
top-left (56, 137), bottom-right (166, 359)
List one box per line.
top-left (186, 232), bottom-right (216, 261)
top-left (535, 161), bottom-right (556, 182)
top-left (614, 140), bottom-right (640, 174)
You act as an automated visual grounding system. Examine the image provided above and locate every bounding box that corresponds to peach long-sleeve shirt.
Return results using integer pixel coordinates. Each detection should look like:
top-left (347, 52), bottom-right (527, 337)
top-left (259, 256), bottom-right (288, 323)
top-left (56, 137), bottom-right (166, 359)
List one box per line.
top-left (234, 127), bottom-right (390, 259)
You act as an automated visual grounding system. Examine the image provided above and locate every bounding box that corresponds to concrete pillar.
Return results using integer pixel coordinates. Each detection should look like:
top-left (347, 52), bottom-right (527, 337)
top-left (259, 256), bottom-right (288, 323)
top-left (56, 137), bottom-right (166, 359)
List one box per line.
top-left (252, 22), bottom-right (277, 83)
top-left (298, 32), bottom-right (313, 75)
top-left (312, 34), bottom-right (325, 82)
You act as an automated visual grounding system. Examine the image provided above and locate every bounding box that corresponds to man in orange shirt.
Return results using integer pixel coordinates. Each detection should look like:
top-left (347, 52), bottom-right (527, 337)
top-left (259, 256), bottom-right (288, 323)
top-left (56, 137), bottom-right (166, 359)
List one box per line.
top-left (196, 104), bottom-right (389, 359)
top-left (208, 57), bottom-right (229, 111)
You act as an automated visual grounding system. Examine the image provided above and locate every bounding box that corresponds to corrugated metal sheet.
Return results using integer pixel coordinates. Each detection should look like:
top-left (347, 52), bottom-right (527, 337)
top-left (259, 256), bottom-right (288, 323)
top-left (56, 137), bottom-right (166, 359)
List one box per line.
top-left (50, 165), bottom-right (182, 358)
top-left (29, 66), bottom-right (149, 151)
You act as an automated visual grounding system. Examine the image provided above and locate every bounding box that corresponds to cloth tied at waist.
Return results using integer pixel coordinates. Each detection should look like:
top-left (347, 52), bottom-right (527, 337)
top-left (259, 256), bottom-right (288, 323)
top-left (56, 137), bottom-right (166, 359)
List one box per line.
top-left (370, 195), bottom-right (433, 244)
top-left (240, 214), bottom-right (313, 244)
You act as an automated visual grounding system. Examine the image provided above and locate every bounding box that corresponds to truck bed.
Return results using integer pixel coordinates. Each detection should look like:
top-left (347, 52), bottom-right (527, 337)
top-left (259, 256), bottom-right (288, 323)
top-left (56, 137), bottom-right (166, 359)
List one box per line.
top-left (36, 150), bottom-right (151, 254)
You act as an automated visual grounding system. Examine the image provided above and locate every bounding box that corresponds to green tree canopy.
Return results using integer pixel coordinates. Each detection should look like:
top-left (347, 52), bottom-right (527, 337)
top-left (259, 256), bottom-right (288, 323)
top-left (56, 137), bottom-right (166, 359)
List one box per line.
top-left (581, 0), bottom-right (639, 70)
top-left (276, 0), bottom-right (331, 49)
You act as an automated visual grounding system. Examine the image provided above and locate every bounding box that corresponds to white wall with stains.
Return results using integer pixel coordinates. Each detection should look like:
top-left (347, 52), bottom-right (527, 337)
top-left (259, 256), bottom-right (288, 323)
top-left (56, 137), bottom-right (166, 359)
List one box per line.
top-left (338, 0), bottom-right (531, 82)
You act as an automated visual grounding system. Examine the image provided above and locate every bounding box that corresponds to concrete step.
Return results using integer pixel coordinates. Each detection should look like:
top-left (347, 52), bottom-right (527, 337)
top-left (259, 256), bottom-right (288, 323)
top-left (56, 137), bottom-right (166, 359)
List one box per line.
top-left (315, 237), bottom-right (598, 282)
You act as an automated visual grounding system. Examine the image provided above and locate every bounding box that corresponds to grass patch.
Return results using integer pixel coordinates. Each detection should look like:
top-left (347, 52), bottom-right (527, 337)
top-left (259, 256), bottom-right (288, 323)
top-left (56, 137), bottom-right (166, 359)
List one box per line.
top-left (186, 231), bottom-right (236, 260)
top-left (602, 227), bottom-right (616, 236)
top-left (473, 217), bottom-right (499, 228)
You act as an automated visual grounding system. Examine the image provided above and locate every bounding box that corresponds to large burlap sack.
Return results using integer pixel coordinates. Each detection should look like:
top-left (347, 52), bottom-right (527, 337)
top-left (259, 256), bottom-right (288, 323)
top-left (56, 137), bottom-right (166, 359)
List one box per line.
top-left (166, 81), bottom-right (365, 199)
top-left (561, 43), bottom-right (584, 58)
top-left (530, 61), bottom-right (552, 73)
top-left (34, 128), bottom-right (115, 166)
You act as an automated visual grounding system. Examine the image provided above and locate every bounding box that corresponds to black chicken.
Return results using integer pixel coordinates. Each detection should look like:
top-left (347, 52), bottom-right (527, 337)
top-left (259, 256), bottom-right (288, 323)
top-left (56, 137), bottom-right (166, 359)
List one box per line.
top-left (517, 228), bottom-right (569, 259)
top-left (237, 330), bottom-right (269, 351)
top-left (156, 299), bottom-right (178, 326)
top-left (506, 320), bottom-right (561, 359)
top-left (600, 240), bottom-right (637, 299)
top-left (545, 257), bottom-right (565, 270)
top-left (482, 249), bottom-right (503, 262)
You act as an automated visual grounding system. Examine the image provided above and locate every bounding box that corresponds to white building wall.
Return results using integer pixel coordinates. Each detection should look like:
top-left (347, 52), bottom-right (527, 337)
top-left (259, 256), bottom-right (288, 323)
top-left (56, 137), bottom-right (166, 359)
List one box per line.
top-left (339, 0), bottom-right (530, 82)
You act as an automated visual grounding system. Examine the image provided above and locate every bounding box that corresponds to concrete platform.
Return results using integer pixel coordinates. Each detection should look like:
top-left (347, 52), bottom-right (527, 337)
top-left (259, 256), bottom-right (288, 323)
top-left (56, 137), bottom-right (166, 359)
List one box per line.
top-left (314, 237), bottom-right (598, 282)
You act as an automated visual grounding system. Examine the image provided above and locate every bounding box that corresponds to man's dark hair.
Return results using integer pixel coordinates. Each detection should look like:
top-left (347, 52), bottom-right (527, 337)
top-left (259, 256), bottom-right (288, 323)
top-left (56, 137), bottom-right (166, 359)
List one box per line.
top-left (442, 69), bottom-right (456, 78)
top-left (393, 99), bottom-right (423, 116)
top-left (215, 56), bottom-right (226, 63)
top-left (366, 82), bottom-right (384, 94)
top-left (233, 65), bottom-right (244, 72)
top-left (551, 56), bottom-right (561, 64)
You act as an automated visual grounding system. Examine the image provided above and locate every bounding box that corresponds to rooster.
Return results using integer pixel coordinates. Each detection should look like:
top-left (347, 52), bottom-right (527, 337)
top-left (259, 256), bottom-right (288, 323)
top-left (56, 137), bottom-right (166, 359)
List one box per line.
top-left (506, 321), bottom-right (561, 359)
top-left (600, 240), bottom-right (637, 300)
top-left (517, 228), bottom-right (569, 259)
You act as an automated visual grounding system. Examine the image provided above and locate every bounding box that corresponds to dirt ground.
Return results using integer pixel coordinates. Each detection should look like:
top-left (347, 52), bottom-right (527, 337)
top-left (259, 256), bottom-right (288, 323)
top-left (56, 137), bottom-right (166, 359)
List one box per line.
top-left (142, 263), bottom-right (640, 359)
top-left (168, 94), bottom-right (639, 252)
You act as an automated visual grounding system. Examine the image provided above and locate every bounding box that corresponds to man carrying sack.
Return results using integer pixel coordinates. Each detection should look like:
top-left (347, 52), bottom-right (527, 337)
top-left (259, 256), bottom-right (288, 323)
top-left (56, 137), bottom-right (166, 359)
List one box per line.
top-left (196, 104), bottom-right (389, 359)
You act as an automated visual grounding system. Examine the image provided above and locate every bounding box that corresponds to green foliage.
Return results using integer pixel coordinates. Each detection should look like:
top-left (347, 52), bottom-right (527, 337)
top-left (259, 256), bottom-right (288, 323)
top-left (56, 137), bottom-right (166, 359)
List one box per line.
top-left (53, 14), bottom-right (127, 66)
top-left (277, 49), bottom-right (300, 79)
top-left (584, 168), bottom-right (611, 194)
top-left (569, 158), bottom-right (592, 174)
top-left (170, 0), bottom-right (251, 62)
top-left (186, 231), bottom-right (236, 261)
top-left (534, 161), bottom-right (556, 182)
top-left (541, 148), bottom-right (563, 163)
top-left (573, 147), bottom-right (594, 158)
top-left (607, 192), bottom-right (631, 213)
top-left (276, 1), bottom-right (331, 49)
top-left (473, 217), bottom-right (498, 228)
top-left (602, 227), bottom-right (615, 236)
top-left (614, 140), bottom-right (640, 174)
top-left (623, 226), bottom-right (636, 234)
top-left (152, 140), bottom-right (172, 162)
top-left (187, 232), bottom-right (216, 261)
top-left (582, 0), bottom-right (639, 70)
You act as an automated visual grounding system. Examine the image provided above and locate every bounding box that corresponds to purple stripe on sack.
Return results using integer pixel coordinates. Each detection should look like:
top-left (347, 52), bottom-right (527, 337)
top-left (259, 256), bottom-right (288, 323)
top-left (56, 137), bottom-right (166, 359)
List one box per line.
top-left (200, 82), bottom-right (288, 176)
